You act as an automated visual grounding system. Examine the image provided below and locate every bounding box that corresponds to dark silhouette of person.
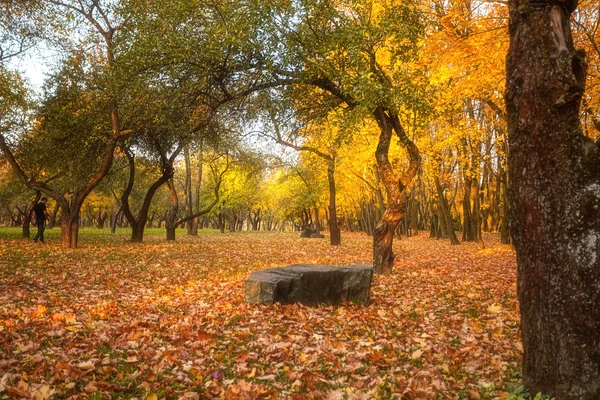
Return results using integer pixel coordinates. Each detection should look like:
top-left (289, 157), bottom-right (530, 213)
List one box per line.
top-left (32, 197), bottom-right (48, 243)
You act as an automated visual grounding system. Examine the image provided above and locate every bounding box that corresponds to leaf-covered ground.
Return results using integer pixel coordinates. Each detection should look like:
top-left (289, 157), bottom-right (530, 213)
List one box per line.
top-left (0, 228), bottom-right (520, 399)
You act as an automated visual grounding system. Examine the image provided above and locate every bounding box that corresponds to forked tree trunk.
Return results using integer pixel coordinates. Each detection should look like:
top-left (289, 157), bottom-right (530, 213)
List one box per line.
top-left (434, 176), bottom-right (460, 245)
top-left (121, 147), bottom-right (177, 243)
top-left (506, 0), bottom-right (600, 397)
top-left (372, 107), bottom-right (420, 274)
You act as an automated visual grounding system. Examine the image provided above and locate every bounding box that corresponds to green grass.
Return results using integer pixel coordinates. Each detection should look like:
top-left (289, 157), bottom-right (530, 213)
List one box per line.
top-left (0, 226), bottom-right (279, 246)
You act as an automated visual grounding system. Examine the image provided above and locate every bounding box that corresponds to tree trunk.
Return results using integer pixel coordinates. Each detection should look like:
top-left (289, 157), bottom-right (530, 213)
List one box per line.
top-left (218, 208), bottom-right (225, 233)
top-left (372, 107), bottom-right (419, 274)
top-left (500, 170), bottom-right (511, 244)
top-left (60, 208), bottom-right (80, 248)
top-left (165, 179), bottom-right (179, 241)
top-left (506, 0), bottom-right (600, 397)
top-left (48, 202), bottom-right (60, 229)
top-left (462, 174), bottom-right (474, 241)
top-left (470, 177), bottom-right (482, 241)
top-left (110, 206), bottom-right (121, 234)
top-left (327, 161), bottom-right (341, 246)
top-left (22, 191), bottom-right (41, 238)
top-left (184, 146), bottom-right (194, 235)
top-left (373, 204), bottom-right (403, 274)
top-left (192, 143), bottom-right (203, 235)
top-left (121, 147), bottom-right (174, 243)
top-left (97, 211), bottom-right (108, 229)
top-left (435, 176), bottom-right (460, 245)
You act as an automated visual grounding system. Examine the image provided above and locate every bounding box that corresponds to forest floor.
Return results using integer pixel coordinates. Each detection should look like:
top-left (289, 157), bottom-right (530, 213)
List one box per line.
top-left (0, 228), bottom-right (520, 399)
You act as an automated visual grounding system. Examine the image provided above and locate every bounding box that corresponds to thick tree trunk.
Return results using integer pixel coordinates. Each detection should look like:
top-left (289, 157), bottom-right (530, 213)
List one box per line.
top-left (96, 211), bottom-right (108, 229)
top-left (506, 0), bottom-right (600, 397)
top-left (60, 209), bottom-right (80, 248)
top-left (327, 162), bottom-right (341, 246)
top-left (435, 177), bottom-right (460, 245)
top-left (166, 226), bottom-right (176, 241)
top-left (373, 203), bottom-right (404, 274)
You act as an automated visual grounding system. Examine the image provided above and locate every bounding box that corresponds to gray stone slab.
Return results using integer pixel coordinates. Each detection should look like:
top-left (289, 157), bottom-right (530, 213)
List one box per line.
top-left (244, 264), bottom-right (373, 306)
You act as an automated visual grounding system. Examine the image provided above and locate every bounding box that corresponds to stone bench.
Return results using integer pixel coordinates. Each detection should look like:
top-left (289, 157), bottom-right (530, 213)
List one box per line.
top-left (244, 264), bottom-right (373, 306)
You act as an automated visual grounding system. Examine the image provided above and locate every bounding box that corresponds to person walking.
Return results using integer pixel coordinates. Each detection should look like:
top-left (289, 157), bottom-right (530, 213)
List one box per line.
top-left (32, 197), bottom-right (48, 243)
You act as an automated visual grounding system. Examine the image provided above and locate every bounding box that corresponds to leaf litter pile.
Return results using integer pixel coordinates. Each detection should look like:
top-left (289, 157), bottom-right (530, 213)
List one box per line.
top-left (0, 231), bottom-right (520, 399)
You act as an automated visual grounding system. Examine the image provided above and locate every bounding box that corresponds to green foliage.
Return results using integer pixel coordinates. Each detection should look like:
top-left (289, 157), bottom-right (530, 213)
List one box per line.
top-left (16, 53), bottom-right (111, 193)
top-left (507, 385), bottom-right (555, 400)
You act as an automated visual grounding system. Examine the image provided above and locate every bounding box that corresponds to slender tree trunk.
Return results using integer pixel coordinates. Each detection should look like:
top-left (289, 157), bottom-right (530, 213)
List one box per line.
top-left (184, 146), bottom-right (194, 235)
top-left (165, 179), bottom-right (179, 241)
top-left (48, 202), bottom-right (60, 229)
top-left (500, 169), bottom-right (511, 244)
top-left (192, 143), bottom-right (203, 235)
top-left (471, 177), bottom-right (482, 241)
top-left (506, 0), bottom-right (600, 397)
top-left (462, 175), bottom-right (474, 241)
top-left (110, 206), bottom-right (121, 234)
top-left (22, 191), bottom-right (41, 238)
top-left (435, 177), bottom-right (460, 245)
top-left (327, 161), bottom-right (341, 246)
top-left (218, 208), bottom-right (225, 234)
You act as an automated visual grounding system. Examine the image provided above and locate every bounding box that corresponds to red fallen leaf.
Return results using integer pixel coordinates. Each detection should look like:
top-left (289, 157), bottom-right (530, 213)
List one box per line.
top-left (211, 370), bottom-right (225, 380)
top-left (5, 385), bottom-right (30, 398)
top-left (368, 350), bottom-right (383, 363)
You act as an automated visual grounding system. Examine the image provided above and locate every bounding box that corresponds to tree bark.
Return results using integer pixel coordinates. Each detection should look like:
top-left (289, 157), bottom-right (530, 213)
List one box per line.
top-left (165, 179), bottom-right (179, 241)
top-left (184, 146), bottom-right (195, 235)
top-left (121, 146), bottom-right (178, 243)
top-left (434, 176), bottom-right (460, 245)
top-left (47, 202), bottom-right (60, 229)
top-left (372, 107), bottom-right (420, 274)
top-left (506, 0), bottom-right (600, 397)
top-left (60, 208), bottom-right (80, 248)
top-left (462, 174), bottom-right (474, 241)
top-left (327, 161), bottom-right (341, 246)
top-left (22, 191), bottom-right (41, 238)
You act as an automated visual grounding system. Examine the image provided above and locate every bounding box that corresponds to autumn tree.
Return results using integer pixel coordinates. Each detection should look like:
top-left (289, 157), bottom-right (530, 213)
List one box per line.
top-left (505, 0), bottom-right (600, 397)
top-left (165, 149), bottom-right (231, 241)
top-left (242, 0), bottom-right (426, 273)
top-left (262, 103), bottom-right (346, 245)
top-left (0, 1), bottom-right (133, 247)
